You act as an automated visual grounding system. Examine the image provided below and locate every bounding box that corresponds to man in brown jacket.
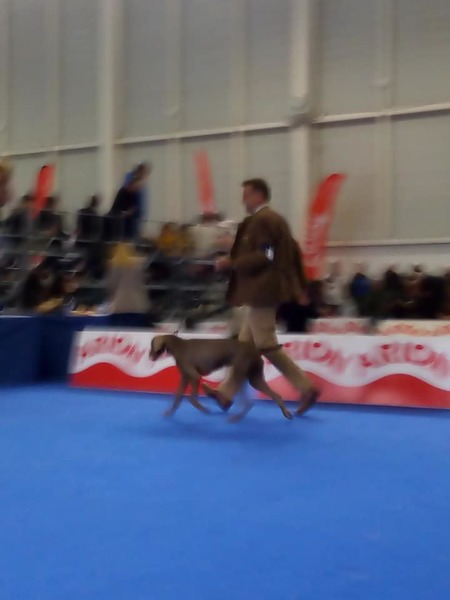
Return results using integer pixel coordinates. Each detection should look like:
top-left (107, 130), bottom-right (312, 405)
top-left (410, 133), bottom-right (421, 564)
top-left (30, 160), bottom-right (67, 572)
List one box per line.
top-left (204, 178), bottom-right (319, 414)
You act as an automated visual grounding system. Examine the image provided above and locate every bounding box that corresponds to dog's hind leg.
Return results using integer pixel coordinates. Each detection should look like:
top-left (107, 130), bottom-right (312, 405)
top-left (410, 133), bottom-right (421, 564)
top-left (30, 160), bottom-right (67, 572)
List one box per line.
top-left (164, 375), bottom-right (188, 417)
top-left (188, 379), bottom-right (210, 414)
top-left (248, 361), bottom-right (293, 420)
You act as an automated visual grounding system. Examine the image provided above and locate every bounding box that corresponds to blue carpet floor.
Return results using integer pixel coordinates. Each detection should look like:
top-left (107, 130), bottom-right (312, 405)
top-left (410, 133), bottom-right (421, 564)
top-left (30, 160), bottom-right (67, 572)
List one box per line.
top-left (1, 385), bottom-right (450, 600)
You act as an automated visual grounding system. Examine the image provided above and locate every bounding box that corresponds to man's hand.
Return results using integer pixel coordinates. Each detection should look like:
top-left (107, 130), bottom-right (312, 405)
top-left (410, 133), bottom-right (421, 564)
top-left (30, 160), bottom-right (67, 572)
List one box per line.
top-left (215, 256), bottom-right (232, 272)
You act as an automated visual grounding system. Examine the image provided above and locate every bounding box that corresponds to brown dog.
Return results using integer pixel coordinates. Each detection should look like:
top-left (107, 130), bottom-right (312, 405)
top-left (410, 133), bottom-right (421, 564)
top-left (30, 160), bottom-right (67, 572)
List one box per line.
top-left (149, 334), bottom-right (293, 421)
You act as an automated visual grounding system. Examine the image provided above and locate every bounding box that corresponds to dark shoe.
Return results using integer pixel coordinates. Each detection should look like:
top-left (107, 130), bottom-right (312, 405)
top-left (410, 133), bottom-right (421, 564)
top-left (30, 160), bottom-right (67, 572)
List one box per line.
top-left (296, 387), bottom-right (320, 416)
top-left (202, 383), bottom-right (233, 412)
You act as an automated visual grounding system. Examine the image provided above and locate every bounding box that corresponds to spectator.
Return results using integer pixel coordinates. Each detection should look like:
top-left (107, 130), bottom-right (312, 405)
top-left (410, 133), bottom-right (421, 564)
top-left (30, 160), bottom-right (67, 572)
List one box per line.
top-left (75, 195), bottom-right (105, 280)
top-left (416, 275), bottom-right (446, 320)
top-left (349, 263), bottom-right (371, 316)
top-left (76, 195), bottom-right (102, 242)
top-left (156, 222), bottom-right (183, 257)
top-left (190, 213), bottom-right (223, 259)
top-left (36, 196), bottom-right (65, 241)
top-left (178, 224), bottom-right (193, 257)
top-left (106, 243), bottom-right (154, 328)
top-left (5, 194), bottom-right (35, 247)
top-left (323, 261), bottom-right (345, 315)
top-left (308, 280), bottom-right (329, 317)
top-left (109, 174), bottom-right (142, 241)
top-left (277, 292), bottom-right (319, 334)
top-left (21, 257), bottom-right (61, 312)
top-left (382, 265), bottom-right (407, 318)
top-left (0, 158), bottom-right (13, 210)
top-left (124, 162), bottom-right (152, 238)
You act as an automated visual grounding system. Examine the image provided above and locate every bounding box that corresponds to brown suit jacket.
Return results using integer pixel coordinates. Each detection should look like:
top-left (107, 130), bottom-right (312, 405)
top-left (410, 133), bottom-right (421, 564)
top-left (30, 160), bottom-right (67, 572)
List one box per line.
top-left (227, 206), bottom-right (307, 307)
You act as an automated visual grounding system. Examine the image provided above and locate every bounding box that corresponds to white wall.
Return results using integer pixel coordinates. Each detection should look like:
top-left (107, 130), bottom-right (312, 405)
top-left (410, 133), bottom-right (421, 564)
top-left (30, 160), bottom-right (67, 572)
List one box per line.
top-left (316, 0), bottom-right (450, 272)
top-left (1, 0), bottom-right (450, 271)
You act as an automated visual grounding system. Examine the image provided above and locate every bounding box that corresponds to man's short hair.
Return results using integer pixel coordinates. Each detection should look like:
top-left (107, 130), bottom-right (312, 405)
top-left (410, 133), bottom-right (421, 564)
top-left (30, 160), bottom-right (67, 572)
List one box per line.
top-left (242, 178), bottom-right (271, 201)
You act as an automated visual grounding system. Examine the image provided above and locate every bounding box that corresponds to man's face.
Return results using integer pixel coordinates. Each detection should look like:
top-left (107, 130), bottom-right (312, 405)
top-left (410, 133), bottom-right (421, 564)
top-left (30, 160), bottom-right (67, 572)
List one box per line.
top-left (242, 185), bottom-right (263, 214)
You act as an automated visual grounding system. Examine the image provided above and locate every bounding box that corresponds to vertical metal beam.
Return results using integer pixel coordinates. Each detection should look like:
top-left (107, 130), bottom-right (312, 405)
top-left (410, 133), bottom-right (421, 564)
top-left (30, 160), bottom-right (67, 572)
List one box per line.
top-left (290, 0), bottom-right (315, 240)
top-left (45, 0), bottom-right (61, 190)
top-left (165, 0), bottom-right (183, 222)
top-left (0, 0), bottom-right (10, 154)
top-left (98, 0), bottom-right (120, 204)
top-left (374, 0), bottom-right (395, 238)
top-left (229, 0), bottom-right (247, 220)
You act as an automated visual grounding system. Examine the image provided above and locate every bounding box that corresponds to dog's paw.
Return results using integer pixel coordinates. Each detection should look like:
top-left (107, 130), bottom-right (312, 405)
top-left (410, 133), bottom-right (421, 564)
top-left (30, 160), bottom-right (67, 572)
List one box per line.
top-left (163, 409), bottom-right (175, 418)
top-left (228, 413), bottom-right (245, 424)
top-left (282, 409), bottom-right (294, 420)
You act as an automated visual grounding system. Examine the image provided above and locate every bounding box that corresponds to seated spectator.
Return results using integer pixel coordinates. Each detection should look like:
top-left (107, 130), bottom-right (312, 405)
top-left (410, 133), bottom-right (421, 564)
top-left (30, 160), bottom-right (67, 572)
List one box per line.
top-left (189, 213), bottom-right (223, 259)
top-left (349, 263), bottom-right (371, 316)
top-left (178, 224), bottom-right (194, 257)
top-left (308, 280), bottom-right (330, 317)
top-left (21, 257), bottom-right (61, 312)
top-left (4, 194), bottom-right (34, 247)
top-left (277, 297), bottom-right (319, 333)
top-left (365, 278), bottom-right (390, 322)
top-left (156, 222), bottom-right (185, 257)
top-left (323, 261), bottom-right (345, 316)
top-left (382, 265), bottom-right (407, 318)
top-left (75, 195), bottom-right (106, 280)
top-left (36, 195), bottom-right (65, 241)
top-left (106, 243), bottom-right (154, 328)
top-left (76, 195), bottom-right (102, 241)
top-left (0, 158), bottom-right (13, 209)
top-left (416, 275), bottom-right (446, 320)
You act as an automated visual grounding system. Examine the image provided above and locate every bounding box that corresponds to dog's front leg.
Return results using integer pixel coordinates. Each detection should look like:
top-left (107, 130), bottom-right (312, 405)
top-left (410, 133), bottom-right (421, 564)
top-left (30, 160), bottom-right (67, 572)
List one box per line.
top-left (228, 385), bottom-right (254, 423)
top-left (164, 375), bottom-right (188, 417)
top-left (189, 379), bottom-right (209, 414)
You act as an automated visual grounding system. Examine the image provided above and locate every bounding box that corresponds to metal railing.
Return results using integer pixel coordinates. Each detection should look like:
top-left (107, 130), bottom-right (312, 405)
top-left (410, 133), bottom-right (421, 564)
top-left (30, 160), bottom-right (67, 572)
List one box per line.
top-left (0, 212), bottom-right (229, 320)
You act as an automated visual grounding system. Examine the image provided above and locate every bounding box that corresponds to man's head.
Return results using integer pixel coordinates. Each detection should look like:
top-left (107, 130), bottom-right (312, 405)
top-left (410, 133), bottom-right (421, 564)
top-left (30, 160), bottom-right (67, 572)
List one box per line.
top-left (241, 178), bottom-right (271, 214)
top-left (135, 162), bottom-right (151, 180)
top-left (127, 173), bottom-right (143, 191)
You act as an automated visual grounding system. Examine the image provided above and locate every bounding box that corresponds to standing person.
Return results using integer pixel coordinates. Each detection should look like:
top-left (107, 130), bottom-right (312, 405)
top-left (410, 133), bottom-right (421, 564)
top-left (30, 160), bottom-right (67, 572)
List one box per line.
top-left (5, 194), bottom-right (35, 246)
top-left (124, 162), bottom-right (152, 238)
top-left (0, 159), bottom-right (13, 210)
top-left (203, 178), bottom-right (320, 415)
top-left (349, 263), bottom-right (371, 316)
top-left (76, 195), bottom-right (102, 242)
top-left (109, 174), bottom-right (142, 241)
top-left (323, 261), bottom-right (345, 316)
top-left (106, 243), bottom-right (154, 328)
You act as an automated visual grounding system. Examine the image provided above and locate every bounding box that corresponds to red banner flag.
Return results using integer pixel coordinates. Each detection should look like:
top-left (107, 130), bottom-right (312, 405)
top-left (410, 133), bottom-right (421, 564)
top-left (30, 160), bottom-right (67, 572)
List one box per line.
top-left (303, 173), bottom-right (346, 280)
top-left (194, 150), bottom-right (216, 215)
top-left (33, 164), bottom-right (55, 217)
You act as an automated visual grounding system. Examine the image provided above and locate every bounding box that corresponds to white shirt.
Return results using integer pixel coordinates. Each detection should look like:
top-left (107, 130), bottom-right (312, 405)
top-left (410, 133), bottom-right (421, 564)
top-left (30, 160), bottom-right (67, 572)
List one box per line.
top-left (251, 203), bottom-right (270, 215)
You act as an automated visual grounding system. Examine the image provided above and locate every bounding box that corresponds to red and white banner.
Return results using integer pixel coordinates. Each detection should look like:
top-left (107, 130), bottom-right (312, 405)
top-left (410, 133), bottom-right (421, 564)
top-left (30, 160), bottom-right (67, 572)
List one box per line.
top-left (303, 173), bottom-right (346, 280)
top-left (33, 164), bottom-right (55, 217)
top-left (194, 150), bottom-right (216, 215)
top-left (70, 330), bottom-right (450, 409)
top-left (377, 320), bottom-right (450, 337)
top-left (309, 318), bottom-right (369, 335)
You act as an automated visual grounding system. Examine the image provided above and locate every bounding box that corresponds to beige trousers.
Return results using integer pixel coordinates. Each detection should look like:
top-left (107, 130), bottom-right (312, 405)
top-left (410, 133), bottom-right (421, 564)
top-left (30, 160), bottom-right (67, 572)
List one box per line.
top-left (220, 306), bottom-right (312, 400)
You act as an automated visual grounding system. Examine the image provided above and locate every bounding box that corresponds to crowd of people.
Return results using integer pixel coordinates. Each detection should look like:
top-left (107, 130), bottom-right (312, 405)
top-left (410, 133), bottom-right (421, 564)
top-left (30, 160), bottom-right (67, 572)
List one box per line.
top-left (0, 161), bottom-right (236, 318)
top-left (277, 261), bottom-right (450, 333)
top-left (1, 159), bottom-right (450, 327)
